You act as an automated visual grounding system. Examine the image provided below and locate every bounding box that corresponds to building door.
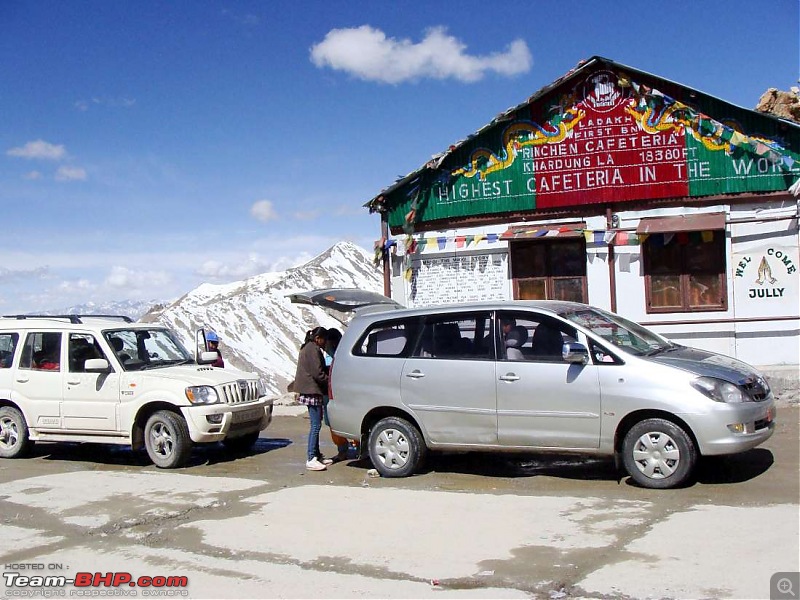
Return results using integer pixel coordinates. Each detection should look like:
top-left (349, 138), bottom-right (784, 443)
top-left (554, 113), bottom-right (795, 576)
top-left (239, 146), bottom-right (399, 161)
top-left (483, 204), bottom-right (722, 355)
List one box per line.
top-left (509, 239), bottom-right (588, 302)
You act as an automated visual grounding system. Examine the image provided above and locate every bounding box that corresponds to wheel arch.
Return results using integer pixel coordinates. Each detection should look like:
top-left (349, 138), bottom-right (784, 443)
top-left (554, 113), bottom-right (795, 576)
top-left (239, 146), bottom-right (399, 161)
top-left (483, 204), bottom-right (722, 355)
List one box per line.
top-left (614, 409), bottom-right (699, 454)
top-left (131, 401), bottom-right (184, 451)
top-left (360, 406), bottom-right (425, 448)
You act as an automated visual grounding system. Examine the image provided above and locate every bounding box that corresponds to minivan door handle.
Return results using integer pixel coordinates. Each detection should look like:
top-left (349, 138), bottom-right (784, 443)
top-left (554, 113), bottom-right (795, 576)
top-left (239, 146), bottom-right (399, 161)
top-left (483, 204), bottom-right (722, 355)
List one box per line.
top-left (499, 373), bottom-right (520, 382)
top-left (406, 370), bottom-right (425, 379)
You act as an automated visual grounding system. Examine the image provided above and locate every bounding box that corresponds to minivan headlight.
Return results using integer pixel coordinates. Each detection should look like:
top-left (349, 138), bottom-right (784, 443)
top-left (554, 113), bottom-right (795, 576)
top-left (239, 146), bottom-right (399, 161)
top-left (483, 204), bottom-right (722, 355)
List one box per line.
top-left (691, 376), bottom-right (747, 403)
top-left (186, 385), bottom-right (220, 404)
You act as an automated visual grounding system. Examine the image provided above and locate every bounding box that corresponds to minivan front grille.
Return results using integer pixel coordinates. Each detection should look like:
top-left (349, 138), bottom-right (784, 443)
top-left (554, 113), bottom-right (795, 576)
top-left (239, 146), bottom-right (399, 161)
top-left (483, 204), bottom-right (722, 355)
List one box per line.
top-left (220, 379), bottom-right (259, 404)
top-left (742, 377), bottom-right (770, 402)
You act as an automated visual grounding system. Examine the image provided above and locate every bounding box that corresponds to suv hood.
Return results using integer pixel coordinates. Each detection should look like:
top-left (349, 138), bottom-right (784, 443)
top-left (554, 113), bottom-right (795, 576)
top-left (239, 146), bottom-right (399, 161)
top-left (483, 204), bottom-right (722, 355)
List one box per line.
top-left (644, 346), bottom-right (765, 387)
top-left (131, 365), bottom-right (256, 385)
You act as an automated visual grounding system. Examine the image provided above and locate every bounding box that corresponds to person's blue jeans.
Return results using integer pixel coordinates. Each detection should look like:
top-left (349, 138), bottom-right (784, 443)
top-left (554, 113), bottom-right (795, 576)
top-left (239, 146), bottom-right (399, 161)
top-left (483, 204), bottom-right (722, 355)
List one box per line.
top-left (306, 404), bottom-right (323, 461)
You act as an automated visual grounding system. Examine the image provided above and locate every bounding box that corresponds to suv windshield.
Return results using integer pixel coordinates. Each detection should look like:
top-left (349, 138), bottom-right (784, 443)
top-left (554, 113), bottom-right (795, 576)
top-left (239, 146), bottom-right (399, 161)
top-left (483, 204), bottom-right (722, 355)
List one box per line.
top-left (560, 307), bottom-right (674, 356)
top-left (104, 328), bottom-right (193, 371)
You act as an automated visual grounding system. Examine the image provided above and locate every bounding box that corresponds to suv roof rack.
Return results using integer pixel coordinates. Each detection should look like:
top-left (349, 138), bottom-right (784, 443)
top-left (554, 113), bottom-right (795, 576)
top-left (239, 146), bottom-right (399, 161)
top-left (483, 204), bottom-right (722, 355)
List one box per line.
top-left (2, 314), bottom-right (134, 324)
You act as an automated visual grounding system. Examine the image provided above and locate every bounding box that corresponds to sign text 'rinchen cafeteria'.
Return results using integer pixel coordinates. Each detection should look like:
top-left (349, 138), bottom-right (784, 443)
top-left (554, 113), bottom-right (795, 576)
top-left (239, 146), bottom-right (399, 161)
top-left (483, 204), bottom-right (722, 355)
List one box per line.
top-left (423, 70), bottom-right (794, 221)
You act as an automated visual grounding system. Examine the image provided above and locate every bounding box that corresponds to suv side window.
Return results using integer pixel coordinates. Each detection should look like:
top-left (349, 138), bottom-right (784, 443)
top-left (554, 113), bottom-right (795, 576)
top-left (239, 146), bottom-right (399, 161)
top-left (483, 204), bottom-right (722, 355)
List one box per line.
top-left (68, 333), bottom-right (106, 372)
top-left (355, 318), bottom-right (421, 357)
top-left (0, 333), bottom-right (19, 368)
top-left (414, 312), bottom-right (493, 359)
top-left (20, 332), bottom-right (62, 371)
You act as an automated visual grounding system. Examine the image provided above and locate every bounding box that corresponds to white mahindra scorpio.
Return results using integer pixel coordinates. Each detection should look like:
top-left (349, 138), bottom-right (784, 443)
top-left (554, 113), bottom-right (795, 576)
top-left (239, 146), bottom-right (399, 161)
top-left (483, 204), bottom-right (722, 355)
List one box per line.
top-left (0, 315), bottom-right (273, 468)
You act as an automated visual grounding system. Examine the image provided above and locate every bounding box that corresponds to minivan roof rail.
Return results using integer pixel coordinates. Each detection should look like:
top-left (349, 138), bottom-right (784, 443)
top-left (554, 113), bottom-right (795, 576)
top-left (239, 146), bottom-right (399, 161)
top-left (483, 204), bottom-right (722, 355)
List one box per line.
top-left (2, 314), bottom-right (134, 324)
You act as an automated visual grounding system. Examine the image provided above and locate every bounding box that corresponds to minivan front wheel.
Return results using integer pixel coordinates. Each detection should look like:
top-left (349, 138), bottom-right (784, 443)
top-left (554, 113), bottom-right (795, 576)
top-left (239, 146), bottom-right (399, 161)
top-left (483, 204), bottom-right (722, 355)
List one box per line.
top-left (368, 417), bottom-right (427, 478)
top-left (622, 418), bottom-right (697, 489)
top-left (144, 410), bottom-right (192, 468)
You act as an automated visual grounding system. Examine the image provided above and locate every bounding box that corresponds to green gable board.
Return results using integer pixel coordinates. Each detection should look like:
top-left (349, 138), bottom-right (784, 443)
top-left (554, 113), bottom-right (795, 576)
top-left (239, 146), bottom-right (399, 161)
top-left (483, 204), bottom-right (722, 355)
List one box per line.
top-left (383, 60), bottom-right (800, 231)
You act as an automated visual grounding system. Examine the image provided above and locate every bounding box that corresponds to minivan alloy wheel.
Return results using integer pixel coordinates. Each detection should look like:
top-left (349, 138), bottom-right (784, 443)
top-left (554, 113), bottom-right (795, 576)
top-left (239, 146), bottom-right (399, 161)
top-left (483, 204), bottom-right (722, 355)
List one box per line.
top-left (368, 416), bottom-right (427, 478)
top-left (622, 418), bottom-right (696, 489)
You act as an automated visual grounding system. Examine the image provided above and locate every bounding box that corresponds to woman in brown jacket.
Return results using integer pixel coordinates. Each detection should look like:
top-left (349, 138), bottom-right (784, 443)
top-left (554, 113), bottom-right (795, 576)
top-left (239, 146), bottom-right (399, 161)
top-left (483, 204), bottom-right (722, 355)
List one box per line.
top-left (294, 327), bottom-right (332, 471)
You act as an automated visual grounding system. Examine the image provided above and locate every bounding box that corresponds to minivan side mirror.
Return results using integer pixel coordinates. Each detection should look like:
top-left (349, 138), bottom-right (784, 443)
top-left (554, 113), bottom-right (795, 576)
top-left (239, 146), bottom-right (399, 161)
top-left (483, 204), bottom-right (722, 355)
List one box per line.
top-left (562, 342), bottom-right (589, 364)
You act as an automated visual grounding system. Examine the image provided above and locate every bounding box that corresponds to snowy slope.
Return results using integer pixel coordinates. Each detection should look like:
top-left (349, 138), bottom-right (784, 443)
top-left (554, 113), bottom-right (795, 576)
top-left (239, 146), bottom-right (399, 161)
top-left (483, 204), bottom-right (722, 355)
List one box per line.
top-left (142, 241), bottom-right (382, 398)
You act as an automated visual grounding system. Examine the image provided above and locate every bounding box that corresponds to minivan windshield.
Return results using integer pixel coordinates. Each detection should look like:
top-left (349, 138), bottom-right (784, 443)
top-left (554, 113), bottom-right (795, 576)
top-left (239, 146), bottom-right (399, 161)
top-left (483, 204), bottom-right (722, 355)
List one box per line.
top-left (104, 328), bottom-right (193, 371)
top-left (560, 307), bottom-right (674, 356)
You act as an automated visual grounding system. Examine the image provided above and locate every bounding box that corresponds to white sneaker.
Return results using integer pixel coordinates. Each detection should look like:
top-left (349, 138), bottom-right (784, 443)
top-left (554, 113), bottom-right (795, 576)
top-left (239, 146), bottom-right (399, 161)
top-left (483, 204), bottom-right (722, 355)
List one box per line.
top-left (318, 456), bottom-right (334, 465)
top-left (306, 457), bottom-right (327, 471)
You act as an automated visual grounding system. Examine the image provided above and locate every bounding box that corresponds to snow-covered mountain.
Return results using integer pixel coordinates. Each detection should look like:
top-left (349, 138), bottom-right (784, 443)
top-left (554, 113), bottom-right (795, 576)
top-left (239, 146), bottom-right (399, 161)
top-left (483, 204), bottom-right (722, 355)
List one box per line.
top-left (32, 299), bottom-right (162, 321)
top-left (142, 241), bottom-right (382, 398)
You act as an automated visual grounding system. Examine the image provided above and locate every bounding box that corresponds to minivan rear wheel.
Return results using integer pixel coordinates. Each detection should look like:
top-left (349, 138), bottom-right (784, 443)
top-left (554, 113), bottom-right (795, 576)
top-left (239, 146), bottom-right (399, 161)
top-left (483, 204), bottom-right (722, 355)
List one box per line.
top-left (622, 418), bottom-right (697, 489)
top-left (368, 416), bottom-right (427, 478)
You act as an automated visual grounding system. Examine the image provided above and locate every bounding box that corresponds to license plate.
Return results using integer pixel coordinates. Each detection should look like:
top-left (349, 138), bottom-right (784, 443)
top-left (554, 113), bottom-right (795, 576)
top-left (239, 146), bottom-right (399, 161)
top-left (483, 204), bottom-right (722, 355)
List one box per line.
top-left (232, 408), bottom-right (262, 424)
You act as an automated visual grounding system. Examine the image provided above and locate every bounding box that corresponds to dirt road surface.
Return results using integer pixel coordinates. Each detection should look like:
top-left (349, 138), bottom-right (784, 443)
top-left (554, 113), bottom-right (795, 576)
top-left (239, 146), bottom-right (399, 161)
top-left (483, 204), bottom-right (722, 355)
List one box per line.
top-left (1, 405), bottom-right (797, 599)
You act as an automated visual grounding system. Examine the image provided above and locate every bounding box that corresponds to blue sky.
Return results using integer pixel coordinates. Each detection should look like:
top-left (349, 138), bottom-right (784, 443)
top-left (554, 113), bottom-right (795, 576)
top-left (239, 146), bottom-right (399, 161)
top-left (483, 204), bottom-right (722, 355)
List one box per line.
top-left (1, 0), bottom-right (798, 314)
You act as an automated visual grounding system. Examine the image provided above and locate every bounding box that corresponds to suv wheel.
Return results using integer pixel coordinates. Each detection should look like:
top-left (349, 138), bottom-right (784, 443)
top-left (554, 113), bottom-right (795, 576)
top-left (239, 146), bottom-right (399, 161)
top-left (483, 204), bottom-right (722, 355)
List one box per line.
top-left (0, 406), bottom-right (32, 458)
top-left (222, 431), bottom-right (260, 453)
top-left (144, 410), bottom-right (192, 468)
top-left (368, 416), bottom-right (427, 478)
top-left (622, 418), bottom-right (697, 489)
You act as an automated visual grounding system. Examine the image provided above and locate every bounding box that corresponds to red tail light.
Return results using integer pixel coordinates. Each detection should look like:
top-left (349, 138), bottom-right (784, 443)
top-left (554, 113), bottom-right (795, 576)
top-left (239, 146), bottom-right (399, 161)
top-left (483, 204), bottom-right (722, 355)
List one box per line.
top-left (328, 358), bottom-right (334, 401)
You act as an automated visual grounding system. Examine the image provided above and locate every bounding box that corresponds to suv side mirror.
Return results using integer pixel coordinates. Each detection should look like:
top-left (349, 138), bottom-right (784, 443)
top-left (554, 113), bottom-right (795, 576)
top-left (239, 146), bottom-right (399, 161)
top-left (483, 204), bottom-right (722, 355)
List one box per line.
top-left (84, 358), bottom-right (111, 372)
top-left (197, 351), bottom-right (218, 365)
top-left (562, 342), bottom-right (589, 364)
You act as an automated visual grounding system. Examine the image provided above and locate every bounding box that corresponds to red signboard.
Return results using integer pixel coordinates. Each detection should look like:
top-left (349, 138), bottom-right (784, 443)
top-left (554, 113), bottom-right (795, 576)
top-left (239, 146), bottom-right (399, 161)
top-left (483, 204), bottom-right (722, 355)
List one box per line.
top-left (532, 71), bottom-right (689, 209)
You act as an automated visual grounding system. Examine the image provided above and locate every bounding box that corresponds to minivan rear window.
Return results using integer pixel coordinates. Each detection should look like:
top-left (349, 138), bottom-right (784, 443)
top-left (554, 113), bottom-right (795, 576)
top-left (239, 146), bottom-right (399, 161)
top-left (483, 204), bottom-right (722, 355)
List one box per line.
top-left (355, 318), bottom-right (421, 357)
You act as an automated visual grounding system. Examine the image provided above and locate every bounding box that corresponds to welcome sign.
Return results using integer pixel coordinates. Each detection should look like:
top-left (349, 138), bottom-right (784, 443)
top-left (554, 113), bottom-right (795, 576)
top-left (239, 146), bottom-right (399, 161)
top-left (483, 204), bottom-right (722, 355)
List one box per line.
top-left (732, 246), bottom-right (799, 317)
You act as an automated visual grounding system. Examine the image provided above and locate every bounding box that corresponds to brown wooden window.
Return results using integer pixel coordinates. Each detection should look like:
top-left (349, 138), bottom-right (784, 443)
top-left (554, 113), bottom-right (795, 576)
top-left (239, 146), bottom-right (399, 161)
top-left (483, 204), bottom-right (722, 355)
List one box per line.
top-left (510, 239), bottom-right (587, 302)
top-left (643, 230), bottom-right (727, 313)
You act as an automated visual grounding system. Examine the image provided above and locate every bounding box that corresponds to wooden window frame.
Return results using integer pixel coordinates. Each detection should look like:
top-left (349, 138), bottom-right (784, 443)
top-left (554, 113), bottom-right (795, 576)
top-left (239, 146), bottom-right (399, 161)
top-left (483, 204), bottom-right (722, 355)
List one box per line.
top-left (642, 230), bottom-right (727, 314)
top-left (509, 239), bottom-right (588, 303)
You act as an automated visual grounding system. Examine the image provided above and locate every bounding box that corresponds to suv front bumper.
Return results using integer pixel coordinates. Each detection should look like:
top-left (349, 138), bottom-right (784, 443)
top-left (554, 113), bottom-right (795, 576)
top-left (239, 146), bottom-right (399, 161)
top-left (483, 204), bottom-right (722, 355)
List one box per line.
top-left (181, 398), bottom-right (273, 443)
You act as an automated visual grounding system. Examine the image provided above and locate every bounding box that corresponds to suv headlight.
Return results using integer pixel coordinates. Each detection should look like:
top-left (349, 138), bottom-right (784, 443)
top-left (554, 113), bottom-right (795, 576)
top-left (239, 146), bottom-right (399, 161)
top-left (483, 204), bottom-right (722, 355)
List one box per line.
top-left (186, 385), bottom-right (220, 405)
top-left (257, 379), bottom-right (267, 396)
top-left (691, 376), bottom-right (747, 403)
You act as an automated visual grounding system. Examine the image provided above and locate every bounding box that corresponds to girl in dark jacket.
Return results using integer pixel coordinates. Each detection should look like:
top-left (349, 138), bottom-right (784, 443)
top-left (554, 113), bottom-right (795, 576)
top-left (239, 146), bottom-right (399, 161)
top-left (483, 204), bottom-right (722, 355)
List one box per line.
top-left (294, 327), bottom-right (332, 471)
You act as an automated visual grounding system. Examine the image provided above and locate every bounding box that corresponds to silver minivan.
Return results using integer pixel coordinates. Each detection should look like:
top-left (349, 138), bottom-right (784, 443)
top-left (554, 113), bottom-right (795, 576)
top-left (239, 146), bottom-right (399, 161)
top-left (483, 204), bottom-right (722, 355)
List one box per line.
top-left (290, 289), bottom-right (776, 489)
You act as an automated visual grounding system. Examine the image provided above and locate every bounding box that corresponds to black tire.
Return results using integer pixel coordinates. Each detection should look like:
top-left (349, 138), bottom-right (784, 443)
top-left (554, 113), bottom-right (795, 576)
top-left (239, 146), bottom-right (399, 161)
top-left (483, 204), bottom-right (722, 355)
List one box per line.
top-left (0, 406), bottom-right (32, 459)
top-left (368, 416), bottom-right (427, 478)
top-left (622, 418), bottom-right (697, 489)
top-left (144, 410), bottom-right (192, 468)
top-left (222, 431), bottom-right (260, 453)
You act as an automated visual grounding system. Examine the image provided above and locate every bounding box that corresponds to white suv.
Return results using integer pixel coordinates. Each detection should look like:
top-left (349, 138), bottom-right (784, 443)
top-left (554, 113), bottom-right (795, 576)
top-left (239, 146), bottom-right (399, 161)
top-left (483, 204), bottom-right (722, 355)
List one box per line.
top-left (0, 315), bottom-right (273, 468)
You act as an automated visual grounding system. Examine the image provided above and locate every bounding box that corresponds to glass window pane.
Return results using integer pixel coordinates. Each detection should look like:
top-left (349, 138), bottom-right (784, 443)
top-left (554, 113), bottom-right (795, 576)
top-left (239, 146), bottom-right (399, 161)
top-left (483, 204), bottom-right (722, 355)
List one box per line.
top-left (552, 277), bottom-right (585, 302)
top-left (650, 275), bottom-right (682, 308)
top-left (646, 239), bottom-right (681, 274)
top-left (518, 278), bottom-right (547, 300)
top-left (550, 240), bottom-right (586, 276)
top-left (688, 274), bottom-right (723, 307)
top-left (511, 243), bottom-right (546, 278)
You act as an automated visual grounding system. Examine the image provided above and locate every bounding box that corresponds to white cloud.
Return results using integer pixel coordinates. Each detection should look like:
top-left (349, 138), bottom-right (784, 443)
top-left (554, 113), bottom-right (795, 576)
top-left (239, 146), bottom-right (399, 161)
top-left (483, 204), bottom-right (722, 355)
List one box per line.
top-left (310, 26), bottom-right (532, 84)
top-left (7, 139), bottom-right (67, 160)
top-left (104, 266), bottom-right (172, 290)
top-left (251, 199), bottom-right (278, 222)
top-left (293, 209), bottom-right (320, 220)
top-left (55, 166), bottom-right (87, 181)
top-left (57, 278), bottom-right (95, 293)
top-left (24, 171), bottom-right (42, 180)
top-left (0, 266), bottom-right (51, 283)
top-left (75, 96), bottom-right (136, 111)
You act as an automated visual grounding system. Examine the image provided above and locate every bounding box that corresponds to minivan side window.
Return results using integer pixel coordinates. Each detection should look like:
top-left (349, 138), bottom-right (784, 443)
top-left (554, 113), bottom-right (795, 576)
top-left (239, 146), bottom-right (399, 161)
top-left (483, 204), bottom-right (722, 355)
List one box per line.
top-left (19, 332), bottom-right (63, 371)
top-left (0, 333), bottom-right (19, 368)
top-left (355, 318), bottom-right (420, 357)
top-left (413, 312), bottom-right (493, 360)
top-left (498, 313), bottom-right (577, 363)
